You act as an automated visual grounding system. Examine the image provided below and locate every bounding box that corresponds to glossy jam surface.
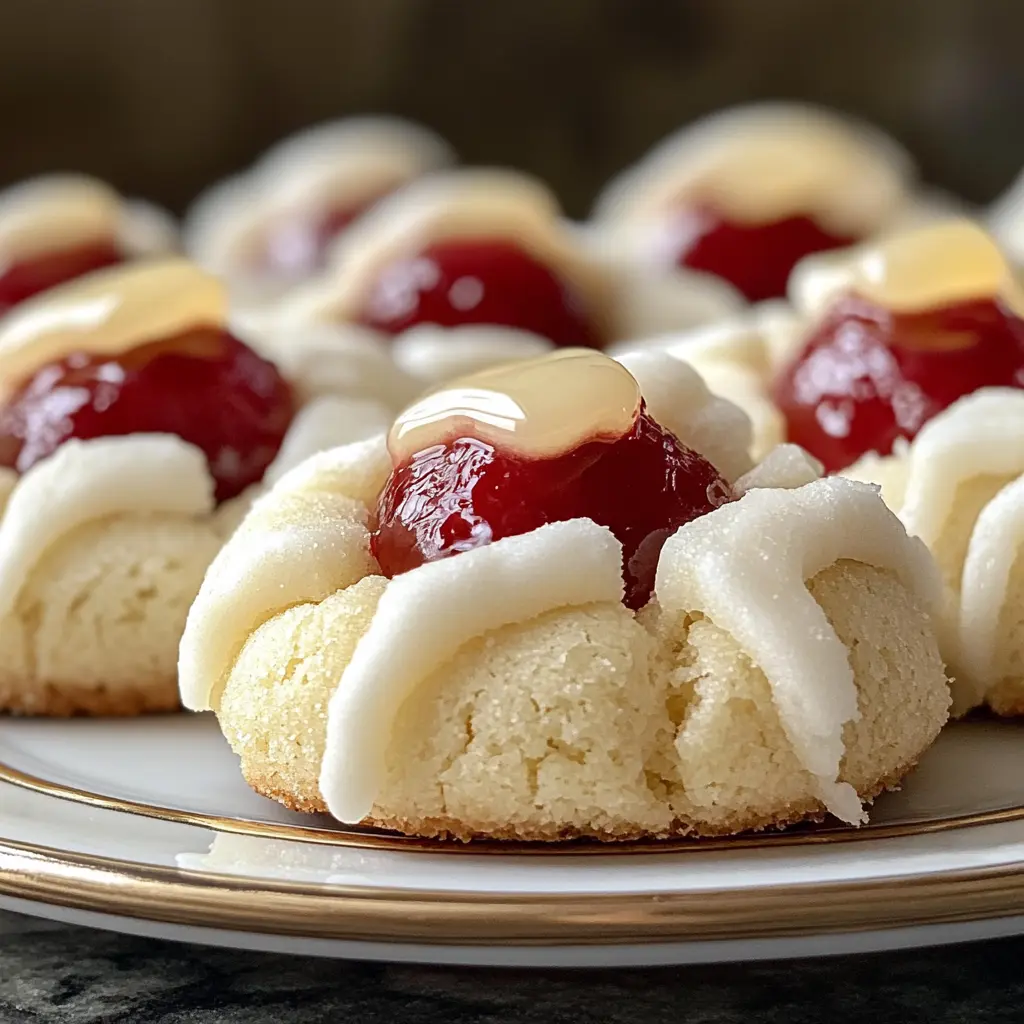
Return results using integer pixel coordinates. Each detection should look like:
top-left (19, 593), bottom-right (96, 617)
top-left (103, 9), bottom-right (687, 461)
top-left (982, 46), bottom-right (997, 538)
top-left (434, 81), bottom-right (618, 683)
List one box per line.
top-left (261, 200), bottom-right (378, 278)
top-left (356, 238), bottom-right (602, 347)
top-left (0, 240), bottom-right (123, 314)
top-left (0, 327), bottom-right (295, 501)
top-left (773, 295), bottom-right (1024, 472)
top-left (372, 405), bottom-right (731, 609)
top-left (659, 204), bottom-right (854, 302)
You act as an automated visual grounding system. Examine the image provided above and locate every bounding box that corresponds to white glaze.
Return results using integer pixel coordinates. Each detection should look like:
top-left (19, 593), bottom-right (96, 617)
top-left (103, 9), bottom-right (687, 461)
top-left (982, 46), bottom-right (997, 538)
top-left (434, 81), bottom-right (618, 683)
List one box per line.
top-left (841, 440), bottom-right (911, 512)
top-left (898, 389), bottom-right (1024, 551)
top-left (688, 361), bottom-right (786, 462)
top-left (611, 317), bottom-right (769, 375)
top-left (263, 396), bottom-right (394, 486)
top-left (655, 476), bottom-right (940, 823)
top-left (234, 317), bottom-right (420, 410)
top-left (612, 349), bottom-right (754, 481)
top-left (734, 444), bottom-right (822, 494)
top-left (319, 519), bottom-right (624, 823)
top-left (0, 435), bottom-right (214, 617)
top-left (611, 325), bottom-right (785, 464)
top-left (958, 475), bottom-right (1024, 705)
top-left (179, 435), bottom-right (391, 711)
top-left (593, 258), bottom-right (746, 339)
top-left (390, 324), bottom-right (554, 385)
top-left (610, 299), bottom-right (805, 380)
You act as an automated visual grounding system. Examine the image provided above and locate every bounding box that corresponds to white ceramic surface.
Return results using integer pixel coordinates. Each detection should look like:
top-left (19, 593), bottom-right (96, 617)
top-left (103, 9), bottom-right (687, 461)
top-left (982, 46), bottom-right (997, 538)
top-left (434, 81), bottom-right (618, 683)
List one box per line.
top-left (1, 714), bottom-right (1024, 966)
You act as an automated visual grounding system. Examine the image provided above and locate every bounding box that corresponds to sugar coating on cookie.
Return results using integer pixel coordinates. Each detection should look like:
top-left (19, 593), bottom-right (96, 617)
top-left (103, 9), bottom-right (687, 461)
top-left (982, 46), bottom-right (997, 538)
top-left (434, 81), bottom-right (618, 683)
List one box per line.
top-left (897, 389), bottom-right (1024, 589)
top-left (179, 435), bottom-right (391, 711)
top-left (0, 435), bottom-right (213, 618)
top-left (845, 388), bottom-right (1024, 715)
top-left (734, 443), bottom-right (822, 493)
top-left (655, 475), bottom-right (940, 822)
top-left (187, 389), bottom-right (950, 838)
top-left (321, 518), bottom-right (625, 823)
top-left (612, 350), bottom-right (754, 480)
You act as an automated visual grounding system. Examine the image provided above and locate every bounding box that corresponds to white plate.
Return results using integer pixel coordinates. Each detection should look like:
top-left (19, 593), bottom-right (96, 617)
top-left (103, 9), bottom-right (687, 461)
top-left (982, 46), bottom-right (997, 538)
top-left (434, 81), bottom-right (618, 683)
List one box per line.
top-left (3, 713), bottom-right (1024, 966)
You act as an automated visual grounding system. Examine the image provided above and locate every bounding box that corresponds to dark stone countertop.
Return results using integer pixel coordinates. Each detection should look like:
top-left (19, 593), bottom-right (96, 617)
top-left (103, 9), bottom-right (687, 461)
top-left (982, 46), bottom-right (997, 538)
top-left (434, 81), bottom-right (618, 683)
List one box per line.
top-left (3, 911), bottom-right (1024, 1023)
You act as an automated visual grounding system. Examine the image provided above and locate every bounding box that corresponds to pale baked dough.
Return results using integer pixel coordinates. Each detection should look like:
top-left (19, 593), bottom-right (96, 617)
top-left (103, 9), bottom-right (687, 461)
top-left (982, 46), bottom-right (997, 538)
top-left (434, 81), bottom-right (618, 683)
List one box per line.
top-left (0, 248), bottom-right (405, 716)
top-left (843, 388), bottom-right (1024, 717)
top-left (612, 350), bottom-right (754, 480)
top-left (0, 174), bottom-right (177, 266)
top-left (609, 305), bottom-right (802, 462)
top-left (183, 430), bottom-right (949, 840)
top-left (184, 117), bottom-right (454, 301)
top-left (988, 167), bottom-right (1024, 267)
top-left (592, 102), bottom-right (912, 237)
top-left (271, 168), bottom-right (742, 373)
top-left (0, 513), bottom-right (222, 716)
top-left (0, 400), bottom-right (397, 716)
top-left (0, 436), bottom-right (221, 716)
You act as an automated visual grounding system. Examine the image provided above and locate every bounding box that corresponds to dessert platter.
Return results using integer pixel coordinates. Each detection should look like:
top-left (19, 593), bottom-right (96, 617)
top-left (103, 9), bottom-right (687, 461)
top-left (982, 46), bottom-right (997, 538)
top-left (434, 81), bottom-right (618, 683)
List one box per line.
top-left (5, 106), bottom-right (1024, 966)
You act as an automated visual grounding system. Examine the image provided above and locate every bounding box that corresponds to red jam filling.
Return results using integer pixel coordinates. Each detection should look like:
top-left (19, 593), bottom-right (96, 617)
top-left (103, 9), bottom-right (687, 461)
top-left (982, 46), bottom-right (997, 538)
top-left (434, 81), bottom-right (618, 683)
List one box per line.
top-left (773, 294), bottom-right (1024, 472)
top-left (356, 238), bottom-right (602, 348)
top-left (0, 240), bottom-right (123, 314)
top-left (0, 328), bottom-right (295, 502)
top-left (261, 199), bottom-right (379, 278)
top-left (658, 204), bottom-right (855, 303)
top-left (371, 405), bottom-right (731, 609)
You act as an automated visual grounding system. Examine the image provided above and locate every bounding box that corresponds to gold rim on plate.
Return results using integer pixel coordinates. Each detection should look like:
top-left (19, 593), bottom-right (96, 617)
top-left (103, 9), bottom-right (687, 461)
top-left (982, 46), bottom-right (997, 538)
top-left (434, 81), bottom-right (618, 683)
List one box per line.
top-left (4, 833), bottom-right (1024, 945)
top-left (5, 756), bottom-right (1024, 854)
top-left (7, 752), bottom-right (1024, 943)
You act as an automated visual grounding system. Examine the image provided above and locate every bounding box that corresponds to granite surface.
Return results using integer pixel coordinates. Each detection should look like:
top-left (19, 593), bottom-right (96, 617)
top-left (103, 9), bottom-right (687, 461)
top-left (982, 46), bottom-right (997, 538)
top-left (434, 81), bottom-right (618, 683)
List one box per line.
top-left (3, 912), bottom-right (1024, 1023)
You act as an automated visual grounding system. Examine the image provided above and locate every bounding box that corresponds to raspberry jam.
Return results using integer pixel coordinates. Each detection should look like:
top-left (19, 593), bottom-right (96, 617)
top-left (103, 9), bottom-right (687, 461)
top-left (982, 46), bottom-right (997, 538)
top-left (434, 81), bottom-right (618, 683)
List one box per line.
top-left (0, 240), bottom-right (123, 314)
top-left (0, 327), bottom-right (295, 502)
top-left (773, 294), bottom-right (1024, 472)
top-left (659, 205), bottom-right (854, 302)
top-left (372, 352), bottom-right (731, 609)
top-left (356, 238), bottom-right (602, 348)
top-left (261, 200), bottom-right (376, 278)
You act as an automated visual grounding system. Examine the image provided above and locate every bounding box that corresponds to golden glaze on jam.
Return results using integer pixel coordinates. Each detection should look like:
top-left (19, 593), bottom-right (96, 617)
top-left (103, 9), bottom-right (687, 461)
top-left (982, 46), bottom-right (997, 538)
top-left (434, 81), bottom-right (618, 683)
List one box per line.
top-left (375, 351), bottom-right (732, 608)
top-left (0, 260), bottom-right (293, 501)
top-left (775, 222), bottom-right (1024, 471)
top-left (389, 349), bottom-right (640, 461)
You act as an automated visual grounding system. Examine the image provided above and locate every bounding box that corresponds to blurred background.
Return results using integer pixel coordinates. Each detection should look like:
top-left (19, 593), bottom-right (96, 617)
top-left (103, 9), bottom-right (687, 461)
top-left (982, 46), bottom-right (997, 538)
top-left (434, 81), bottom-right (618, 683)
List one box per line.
top-left (0, 0), bottom-right (1021, 215)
